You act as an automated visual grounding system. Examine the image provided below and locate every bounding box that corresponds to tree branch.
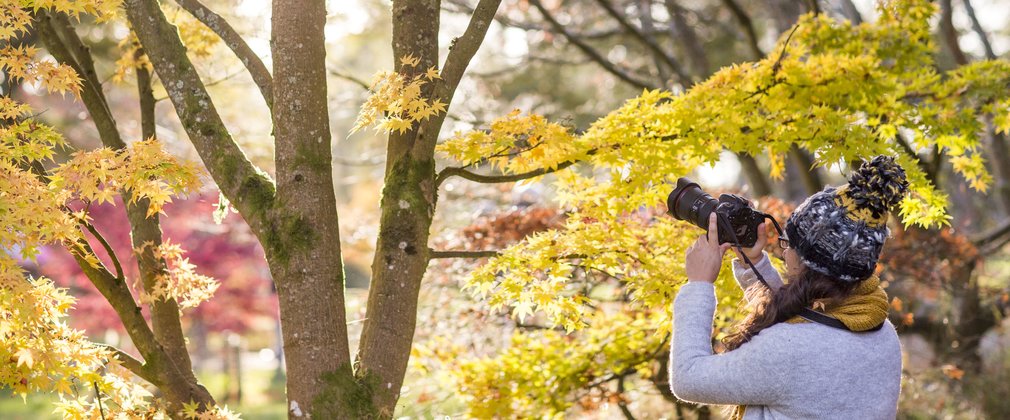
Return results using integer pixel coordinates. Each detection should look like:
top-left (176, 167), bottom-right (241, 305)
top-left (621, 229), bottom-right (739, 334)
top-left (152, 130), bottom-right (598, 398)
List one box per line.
top-left (428, 249), bottom-right (502, 259)
top-left (972, 219), bottom-right (1010, 248)
top-left (329, 69), bottom-right (370, 91)
top-left (81, 220), bottom-right (125, 281)
top-left (123, 0), bottom-right (276, 224)
top-left (436, 158), bottom-right (578, 187)
top-left (593, 0), bottom-right (690, 84)
top-left (34, 11), bottom-right (125, 149)
top-left (838, 0), bottom-right (863, 25)
top-left (721, 0), bottom-right (765, 58)
top-left (67, 239), bottom-right (161, 359)
top-left (617, 374), bottom-right (637, 420)
top-left (412, 0), bottom-right (503, 160)
top-left (103, 345), bottom-right (158, 384)
top-left (172, 0), bottom-right (273, 109)
top-left (961, 0), bottom-right (995, 60)
top-left (939, 0), bottom-right (969, 65)
top-left (528, 0), bottom-right (655, 91)
top-left (893, 132), bottom-right (936, 184)
top-left (665, 0), bottom-right (710, 76)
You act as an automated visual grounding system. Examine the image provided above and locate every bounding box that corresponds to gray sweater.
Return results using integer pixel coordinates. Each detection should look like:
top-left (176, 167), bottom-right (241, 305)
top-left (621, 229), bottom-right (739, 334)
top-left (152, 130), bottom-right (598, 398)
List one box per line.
top-left (669, 253), bottom-right (902, 419)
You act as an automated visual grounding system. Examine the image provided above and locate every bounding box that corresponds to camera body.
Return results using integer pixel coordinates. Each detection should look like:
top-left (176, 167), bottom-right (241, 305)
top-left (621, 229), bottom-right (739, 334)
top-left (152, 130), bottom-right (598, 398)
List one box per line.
top-left (667, 178), bottom-right (765, 248)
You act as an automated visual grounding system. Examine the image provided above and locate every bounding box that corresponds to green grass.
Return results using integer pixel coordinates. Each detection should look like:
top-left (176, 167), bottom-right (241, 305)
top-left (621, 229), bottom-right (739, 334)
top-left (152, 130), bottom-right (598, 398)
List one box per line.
top-left (0, 393), bottom-right (61, 420)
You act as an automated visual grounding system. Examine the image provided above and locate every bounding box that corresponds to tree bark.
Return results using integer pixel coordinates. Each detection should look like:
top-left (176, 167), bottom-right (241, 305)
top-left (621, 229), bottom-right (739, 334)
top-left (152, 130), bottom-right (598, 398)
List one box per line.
top-left (356, 0), bottom-right (500, 416)
top-left (271, 0), bottom-right (354, 417)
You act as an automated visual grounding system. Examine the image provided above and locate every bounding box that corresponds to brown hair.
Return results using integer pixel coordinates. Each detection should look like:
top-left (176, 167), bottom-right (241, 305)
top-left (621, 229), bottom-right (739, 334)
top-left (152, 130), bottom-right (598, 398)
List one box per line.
top-left (722, 267), bottom-right (860, 351)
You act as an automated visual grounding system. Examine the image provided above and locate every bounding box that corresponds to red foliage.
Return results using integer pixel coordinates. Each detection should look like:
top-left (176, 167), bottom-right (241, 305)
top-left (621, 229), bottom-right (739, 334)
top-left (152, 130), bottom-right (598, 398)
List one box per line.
top-left (33, 191), bottom-right (277, 335)
top-left (460, 206), bottom-right (565, 250)
top-left (880, 225), bottom-right (979, 287)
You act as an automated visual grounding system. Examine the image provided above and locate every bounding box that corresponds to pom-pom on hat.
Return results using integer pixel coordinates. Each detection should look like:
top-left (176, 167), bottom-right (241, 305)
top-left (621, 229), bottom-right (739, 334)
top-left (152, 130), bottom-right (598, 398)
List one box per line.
top-left (785, 155), bottom-right (909, 282)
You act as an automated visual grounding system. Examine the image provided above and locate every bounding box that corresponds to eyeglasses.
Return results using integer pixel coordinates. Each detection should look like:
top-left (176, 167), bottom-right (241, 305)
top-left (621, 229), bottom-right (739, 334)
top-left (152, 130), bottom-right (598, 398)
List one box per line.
top-left (778, 236), bottom-right (790, 250)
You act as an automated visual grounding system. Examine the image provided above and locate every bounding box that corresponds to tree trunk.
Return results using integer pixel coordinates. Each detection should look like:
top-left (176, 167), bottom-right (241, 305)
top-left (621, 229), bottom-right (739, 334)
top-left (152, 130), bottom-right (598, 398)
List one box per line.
top-left (737, 152), bottom-right (773, 196)
top-left (271, 0), bottom-right (353, 417)
top-left (788, 145), bottom-right (825, 195)
top-left (356, 2), bottom-right (439, 415)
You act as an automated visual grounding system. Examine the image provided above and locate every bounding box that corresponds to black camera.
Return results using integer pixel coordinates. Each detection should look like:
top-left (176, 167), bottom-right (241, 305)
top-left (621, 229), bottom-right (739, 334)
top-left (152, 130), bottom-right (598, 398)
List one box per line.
top-left (666, 177), bottom-right (768, 247)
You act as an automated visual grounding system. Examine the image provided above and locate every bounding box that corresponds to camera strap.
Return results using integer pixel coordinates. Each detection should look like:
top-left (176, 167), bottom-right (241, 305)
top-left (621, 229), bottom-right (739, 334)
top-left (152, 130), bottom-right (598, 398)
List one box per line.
top-left (719, 213), bottom-right (863, 333)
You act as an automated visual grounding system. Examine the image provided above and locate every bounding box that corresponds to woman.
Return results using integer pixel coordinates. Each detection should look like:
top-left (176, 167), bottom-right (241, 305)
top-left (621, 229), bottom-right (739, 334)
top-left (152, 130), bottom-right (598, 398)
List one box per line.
top-left (671, 156), bottom-right (906, 419)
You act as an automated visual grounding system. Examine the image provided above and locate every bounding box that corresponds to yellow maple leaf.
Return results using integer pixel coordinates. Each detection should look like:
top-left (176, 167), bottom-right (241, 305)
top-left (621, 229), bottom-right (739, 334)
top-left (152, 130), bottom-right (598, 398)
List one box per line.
top-left (425, 65), bottom-right (441, 80)
top-left (400, 53), bottom-right (420, 68)
top-left (16, 348), bottom-right (34, 368)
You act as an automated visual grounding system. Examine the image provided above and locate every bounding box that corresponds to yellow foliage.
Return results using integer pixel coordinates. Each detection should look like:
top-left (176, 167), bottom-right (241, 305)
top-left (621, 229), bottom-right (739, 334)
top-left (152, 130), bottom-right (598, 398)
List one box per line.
top-left (352, 58), bottom-right (447, 134)
top-left (113, 4), bottom-right (220, 83)
top-left (428, 0), bottom-right (1010, 413)
top-left (0, 1), bottom-right (212, 415)
top-left (136, 240), bottom-right (220, 309)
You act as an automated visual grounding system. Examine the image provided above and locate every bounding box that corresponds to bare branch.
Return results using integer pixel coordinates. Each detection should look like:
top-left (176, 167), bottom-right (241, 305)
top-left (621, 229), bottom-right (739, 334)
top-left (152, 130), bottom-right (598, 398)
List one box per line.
top-left (329, 69), bottom-right (370, 91)
top-left (428, 249), bottom-right (502, 259)
top-left (593, 0), bottom-right (691, 84)
top-left (35, 11), bottom-right (125, 149)
top-left (436, 158), bottom-right (578, 187)
top-left (411, 0), bottom-right (503, 160)
top-left (617, 374), bottom-right (637, 420)
top-left (973, 219), bottom-right (1010, 248)
top-left (528, 0), bottom-right (655, 91)
top-left (664, 0), bottom-right (710, 76)
top-left (961, 0), bottom-right (996, 60)
top-left (172, 0), bottom-right (273, 110)
top-left (437, 0), bottom-right (502, 94)
top-left (720, 0), bottom-right (765, 59)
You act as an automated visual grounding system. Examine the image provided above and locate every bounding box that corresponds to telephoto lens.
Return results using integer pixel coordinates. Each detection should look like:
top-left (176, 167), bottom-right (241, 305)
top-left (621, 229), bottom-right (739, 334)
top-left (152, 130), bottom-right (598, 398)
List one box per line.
top-left (667, 177), bottom-right (719, 229)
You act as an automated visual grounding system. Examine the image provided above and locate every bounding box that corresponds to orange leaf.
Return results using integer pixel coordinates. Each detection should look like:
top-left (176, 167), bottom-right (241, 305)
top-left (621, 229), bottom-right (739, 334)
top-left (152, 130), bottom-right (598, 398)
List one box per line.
top-left (941, 364), bottom-right (964, 380)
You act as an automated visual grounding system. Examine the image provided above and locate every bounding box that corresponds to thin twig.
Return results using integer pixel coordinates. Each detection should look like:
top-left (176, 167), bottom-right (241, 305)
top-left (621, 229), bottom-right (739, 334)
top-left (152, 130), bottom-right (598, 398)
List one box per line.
top-left (593, 0), bottom-right (690, 84)
top-left (329, 69), bottom-right (371, 91)
top-left (961, 0), bottom-right (996, 60)
top-left (172, 0), bottom-right (273, 109)
top-left (720, 0), bottom-right (764, 58)
top-left (428, 249), bottom-right (501, 259)
top-left (528, 0), bottom-right (655, 90)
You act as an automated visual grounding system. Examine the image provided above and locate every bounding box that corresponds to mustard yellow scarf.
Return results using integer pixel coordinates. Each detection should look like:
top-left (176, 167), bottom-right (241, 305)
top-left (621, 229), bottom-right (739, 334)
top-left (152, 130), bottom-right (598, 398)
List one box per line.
top-left (731, 276), bottom-right (889, 420)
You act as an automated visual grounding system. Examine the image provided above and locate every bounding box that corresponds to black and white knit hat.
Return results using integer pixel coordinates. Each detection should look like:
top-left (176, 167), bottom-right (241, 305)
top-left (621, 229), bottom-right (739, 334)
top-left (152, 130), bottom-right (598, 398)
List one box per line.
top-left (785, 156), bottom-right (909, 283)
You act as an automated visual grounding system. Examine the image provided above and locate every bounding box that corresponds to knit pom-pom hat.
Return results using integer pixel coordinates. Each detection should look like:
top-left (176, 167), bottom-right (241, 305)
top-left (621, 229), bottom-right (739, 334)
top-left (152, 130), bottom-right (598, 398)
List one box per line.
top-left (785, 155), bottom-right (909, 282)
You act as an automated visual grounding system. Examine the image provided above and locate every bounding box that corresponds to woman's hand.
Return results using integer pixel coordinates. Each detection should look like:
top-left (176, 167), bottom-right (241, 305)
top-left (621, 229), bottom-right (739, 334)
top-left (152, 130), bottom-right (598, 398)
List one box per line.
top-left (685, 213), bottom-right (733, 283)
top-left (731, 222), bottom-right (767, 262)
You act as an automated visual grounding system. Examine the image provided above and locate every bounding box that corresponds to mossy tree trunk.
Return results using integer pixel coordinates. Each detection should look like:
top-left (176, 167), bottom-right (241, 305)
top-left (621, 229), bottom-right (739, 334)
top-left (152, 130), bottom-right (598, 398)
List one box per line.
top-left (269, 0), bottom-right (353, 416)
top-left (353, 0), bottom-right (501, 416)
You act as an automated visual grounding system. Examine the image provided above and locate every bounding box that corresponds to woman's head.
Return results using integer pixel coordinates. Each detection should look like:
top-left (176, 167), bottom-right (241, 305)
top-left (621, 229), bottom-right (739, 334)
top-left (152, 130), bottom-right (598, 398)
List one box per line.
top-left (723, 156), bottom-right (908, 350)
top-left (783, 156), bottom-right (909, 282)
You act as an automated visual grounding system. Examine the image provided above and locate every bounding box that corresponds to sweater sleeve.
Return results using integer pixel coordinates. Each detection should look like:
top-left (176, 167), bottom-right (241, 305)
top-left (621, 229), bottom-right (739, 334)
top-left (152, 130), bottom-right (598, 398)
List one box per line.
top-left (732, 252), bottom-right (784, 300)
top-left (669, 281), bottom-right (793, 406)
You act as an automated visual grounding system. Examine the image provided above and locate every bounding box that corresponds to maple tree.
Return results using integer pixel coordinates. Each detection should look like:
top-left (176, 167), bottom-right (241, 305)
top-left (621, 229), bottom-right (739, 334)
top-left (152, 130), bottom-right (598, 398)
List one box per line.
top-left (3, 0), bottom-right (1010, 419)
top-left (411, 0), bottom-right (1010, 416)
